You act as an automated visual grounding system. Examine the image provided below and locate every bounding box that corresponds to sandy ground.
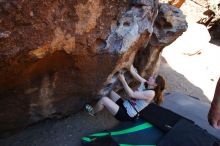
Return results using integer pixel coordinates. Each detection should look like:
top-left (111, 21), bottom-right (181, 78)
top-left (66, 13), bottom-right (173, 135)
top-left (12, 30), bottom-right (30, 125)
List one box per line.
top-left (159, 22), bottom-right (220, 103)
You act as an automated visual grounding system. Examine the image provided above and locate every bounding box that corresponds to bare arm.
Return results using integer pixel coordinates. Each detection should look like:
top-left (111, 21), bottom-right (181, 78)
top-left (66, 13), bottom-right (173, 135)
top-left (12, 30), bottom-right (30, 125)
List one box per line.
top-left (212, 77), bottom-right (220, 104)
top-left (118, 73), bottom-right (154, 101)
top-left (130, 65), bottom-right (146, 83)
top-left (208, 77), bottom-right (220, 129)
top-left (118, 73), bottom-right (135, 98)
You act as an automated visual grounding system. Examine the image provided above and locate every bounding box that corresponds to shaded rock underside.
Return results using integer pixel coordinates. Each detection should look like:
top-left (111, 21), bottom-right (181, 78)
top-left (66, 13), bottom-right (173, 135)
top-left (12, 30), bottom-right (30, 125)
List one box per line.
top-left (0, 0), bottom-right (187, 136)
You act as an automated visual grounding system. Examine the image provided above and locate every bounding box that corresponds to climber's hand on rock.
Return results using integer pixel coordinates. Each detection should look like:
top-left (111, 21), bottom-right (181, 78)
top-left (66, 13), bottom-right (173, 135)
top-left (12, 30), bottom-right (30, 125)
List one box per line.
top-left (118, 73), bottom-right (125, 82)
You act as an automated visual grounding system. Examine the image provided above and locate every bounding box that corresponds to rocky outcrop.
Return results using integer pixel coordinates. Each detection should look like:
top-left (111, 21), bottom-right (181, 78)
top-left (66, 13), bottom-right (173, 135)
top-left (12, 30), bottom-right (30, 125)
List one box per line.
top-left (160, 0), bottom-right (186, 8)
top-left (0, 0), bottom-right (187, 136)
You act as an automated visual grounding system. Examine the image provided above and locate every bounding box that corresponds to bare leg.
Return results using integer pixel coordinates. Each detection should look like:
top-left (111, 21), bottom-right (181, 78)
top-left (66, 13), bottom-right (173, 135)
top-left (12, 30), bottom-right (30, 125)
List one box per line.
top-left (94, 96), bottom-right (119, 115)
top-left (110, 91), bottom-right (121, 102)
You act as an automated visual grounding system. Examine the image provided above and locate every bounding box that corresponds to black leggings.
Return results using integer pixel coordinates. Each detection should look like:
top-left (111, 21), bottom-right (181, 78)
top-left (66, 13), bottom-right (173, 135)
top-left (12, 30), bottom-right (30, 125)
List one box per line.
top-left (114, 98), bottom-right (135, 121)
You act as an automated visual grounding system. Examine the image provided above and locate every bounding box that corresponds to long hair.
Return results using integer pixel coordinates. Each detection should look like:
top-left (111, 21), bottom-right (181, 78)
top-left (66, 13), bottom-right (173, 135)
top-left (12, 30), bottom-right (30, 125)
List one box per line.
top-left (145, 75), bottom-right (166, 105)
top-left (154, 75), bottom-right (166, 104)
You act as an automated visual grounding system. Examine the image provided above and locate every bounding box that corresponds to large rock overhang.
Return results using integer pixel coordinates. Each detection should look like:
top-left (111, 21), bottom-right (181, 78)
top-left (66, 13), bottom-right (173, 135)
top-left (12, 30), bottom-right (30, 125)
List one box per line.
top-left (0, 0), bottom-right (187, 136)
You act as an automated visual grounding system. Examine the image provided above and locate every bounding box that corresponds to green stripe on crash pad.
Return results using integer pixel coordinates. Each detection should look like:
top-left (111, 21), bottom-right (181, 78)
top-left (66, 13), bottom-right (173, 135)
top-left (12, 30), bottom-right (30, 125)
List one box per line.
top-left (90, 132), bottom-right (109, 137)
top-left (81, 122), bottom-right (153, 143)
top-left (81, 137), bottom-right (92, 142)
top-left (90, 122), bottom-right (152, 137)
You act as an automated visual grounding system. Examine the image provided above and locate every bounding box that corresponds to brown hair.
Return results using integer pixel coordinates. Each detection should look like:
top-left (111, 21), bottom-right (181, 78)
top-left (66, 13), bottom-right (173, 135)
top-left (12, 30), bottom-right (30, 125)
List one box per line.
top-left (145, 75), bottom-right (166, 105)
top-left (154, 75), bottom-right (166, 104)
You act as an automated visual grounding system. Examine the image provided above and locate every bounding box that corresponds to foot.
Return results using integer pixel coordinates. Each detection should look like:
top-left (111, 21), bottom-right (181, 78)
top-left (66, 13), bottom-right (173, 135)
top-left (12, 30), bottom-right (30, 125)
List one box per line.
top-left (85, 104), bottom-right (95, 116)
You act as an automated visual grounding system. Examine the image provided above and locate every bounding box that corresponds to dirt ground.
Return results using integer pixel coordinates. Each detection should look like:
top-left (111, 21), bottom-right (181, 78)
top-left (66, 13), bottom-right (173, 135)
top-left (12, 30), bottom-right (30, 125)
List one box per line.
top-left (159, 22), bottom-right (220, 103)
top-left (158, 0), bottom-right (220, 103)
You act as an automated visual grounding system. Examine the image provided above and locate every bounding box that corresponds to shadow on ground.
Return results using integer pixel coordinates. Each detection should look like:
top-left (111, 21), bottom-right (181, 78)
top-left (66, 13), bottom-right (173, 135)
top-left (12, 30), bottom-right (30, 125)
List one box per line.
top-left (0, 57), bottom-right (213, 146)
top-left (0, 109), bottom-right (119, 146)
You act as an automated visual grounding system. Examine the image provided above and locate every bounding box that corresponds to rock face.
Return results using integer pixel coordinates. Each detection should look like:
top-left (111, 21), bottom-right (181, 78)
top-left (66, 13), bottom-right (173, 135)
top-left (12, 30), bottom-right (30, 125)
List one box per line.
top-left (0, 0), bottom-right (187, 136)
top-left (160, 0), bottom-right (186, 8)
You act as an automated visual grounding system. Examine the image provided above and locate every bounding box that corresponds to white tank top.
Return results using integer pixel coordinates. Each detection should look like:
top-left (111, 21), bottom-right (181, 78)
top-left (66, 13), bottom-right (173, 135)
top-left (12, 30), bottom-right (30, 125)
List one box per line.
top-left (123, 99), bottom-right (149, 117)
top-left (123, 82), bottom-right (150, 117)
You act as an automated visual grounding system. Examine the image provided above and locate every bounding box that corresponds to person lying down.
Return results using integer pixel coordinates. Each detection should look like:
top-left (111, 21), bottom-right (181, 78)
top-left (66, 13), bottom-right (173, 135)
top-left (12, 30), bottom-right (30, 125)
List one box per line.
top-left (85, 65), bottom-right (166, 121)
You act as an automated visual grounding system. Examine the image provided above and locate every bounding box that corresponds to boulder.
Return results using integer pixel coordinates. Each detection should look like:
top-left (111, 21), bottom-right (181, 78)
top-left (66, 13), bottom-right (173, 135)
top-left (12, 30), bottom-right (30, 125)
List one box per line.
top-left (0, 0), bottom-right (187, 136)
top-left (159, 0), bottom-right (186, 8)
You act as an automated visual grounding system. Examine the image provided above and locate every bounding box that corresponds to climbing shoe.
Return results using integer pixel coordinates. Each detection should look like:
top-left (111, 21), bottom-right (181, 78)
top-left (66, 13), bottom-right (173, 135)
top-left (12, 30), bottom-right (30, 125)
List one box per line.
top-left (85, 104), bottom-right (95, 116)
